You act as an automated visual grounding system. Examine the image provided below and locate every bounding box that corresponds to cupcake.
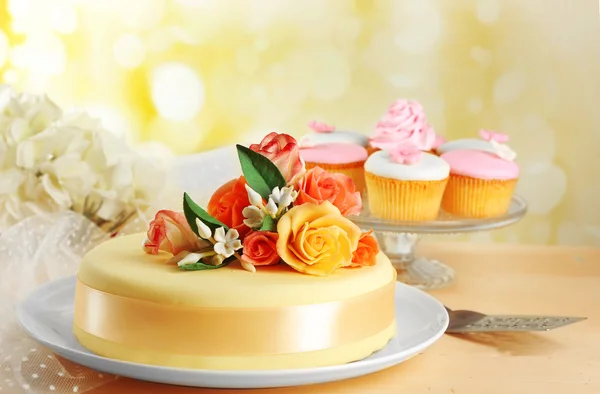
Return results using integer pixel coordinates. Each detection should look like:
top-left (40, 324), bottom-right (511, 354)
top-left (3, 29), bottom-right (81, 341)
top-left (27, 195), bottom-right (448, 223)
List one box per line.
top-left (368, 99), bottom-right (438, 155)
top-left (440, 135), bottom-right (519, 218)
top-left (436, 129), bottom-right (505, 155)
top-left (431, 134), bottom-right (447, 155)
top-left (299, 120), bottom-right (369, 149)
top-left (364, 142), bottom-right (450, 221)
top-left (299, 143), bottom-right (368, 193)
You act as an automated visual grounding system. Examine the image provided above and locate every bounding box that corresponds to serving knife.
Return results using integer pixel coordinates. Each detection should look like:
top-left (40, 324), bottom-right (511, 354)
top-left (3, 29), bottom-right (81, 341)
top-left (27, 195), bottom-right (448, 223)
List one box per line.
top-left (444, 306), bottom-right (587, 333)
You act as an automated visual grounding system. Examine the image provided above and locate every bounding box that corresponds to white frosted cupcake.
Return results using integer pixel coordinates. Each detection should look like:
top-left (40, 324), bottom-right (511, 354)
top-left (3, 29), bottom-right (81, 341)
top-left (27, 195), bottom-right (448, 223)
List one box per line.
top-left (364, 143), bottom-right (450, 221)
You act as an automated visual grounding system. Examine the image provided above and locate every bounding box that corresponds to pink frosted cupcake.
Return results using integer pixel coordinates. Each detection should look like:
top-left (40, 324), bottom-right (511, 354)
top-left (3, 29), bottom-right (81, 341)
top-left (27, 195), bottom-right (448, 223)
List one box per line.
top-left (299, 143), bottom-right (368, 193)
top-left (298, 120), bottom-right (369, 149)
top-left (368, 99), bottom-right (437, 155)
top-left (440, 132), bottom-right (519, 218)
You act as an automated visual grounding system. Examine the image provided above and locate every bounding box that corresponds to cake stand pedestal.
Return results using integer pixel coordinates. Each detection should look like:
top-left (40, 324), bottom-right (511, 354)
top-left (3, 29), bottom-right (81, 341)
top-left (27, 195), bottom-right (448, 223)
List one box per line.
top-left (350, 195), bottom-right (528, 290)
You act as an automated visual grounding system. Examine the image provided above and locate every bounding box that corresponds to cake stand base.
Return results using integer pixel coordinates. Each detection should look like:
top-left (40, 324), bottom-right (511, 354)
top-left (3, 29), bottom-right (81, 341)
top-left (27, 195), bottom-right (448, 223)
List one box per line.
top-left (375, 232), bottom-right (454, 290)
top-left (390, 256), bottom-right (455, 290)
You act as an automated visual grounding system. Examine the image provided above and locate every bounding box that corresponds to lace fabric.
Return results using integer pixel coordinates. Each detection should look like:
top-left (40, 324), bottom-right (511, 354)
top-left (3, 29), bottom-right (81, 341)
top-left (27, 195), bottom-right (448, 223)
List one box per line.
top-left (0, 146), bottom-right (240, 393)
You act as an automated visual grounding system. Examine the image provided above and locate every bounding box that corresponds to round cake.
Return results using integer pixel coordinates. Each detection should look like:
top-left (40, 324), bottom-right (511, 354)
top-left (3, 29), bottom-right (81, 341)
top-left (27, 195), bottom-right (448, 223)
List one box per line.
top-left (74, 233), bottom-right (396, 370)
top-left (73, 132), bottom-right (396, 370)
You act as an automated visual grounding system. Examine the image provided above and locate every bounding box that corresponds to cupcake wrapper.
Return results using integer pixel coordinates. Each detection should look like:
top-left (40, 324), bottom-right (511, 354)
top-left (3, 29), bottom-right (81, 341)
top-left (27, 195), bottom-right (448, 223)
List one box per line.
top-left (305, 161), bottom-right (366, 193)
top-left (365, 172), bottom-right (448, 221)
top-left (366, 144), bottom-right (380, 156)
top-left (441, 175), bottom-right (517, 218)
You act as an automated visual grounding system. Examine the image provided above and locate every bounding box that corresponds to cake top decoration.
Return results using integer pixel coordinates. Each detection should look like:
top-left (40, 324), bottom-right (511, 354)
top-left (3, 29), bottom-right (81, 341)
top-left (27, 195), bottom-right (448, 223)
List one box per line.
top-left (477, 129), bottom-right (516, 161)
top-left (389, 142), bottom-right (423, 165)
top-left (248, 132), bottom-right (304, 183)
top-left (142, 132), bottom-right (377, 277)
top-left (370, 99), bottom-right (436, 151)
top-left (479, 129), bottom-right (509, 143)
top-left (489, 139), bottom-right (517, 162)
top-left (308, 120), bottom-right (336, 133)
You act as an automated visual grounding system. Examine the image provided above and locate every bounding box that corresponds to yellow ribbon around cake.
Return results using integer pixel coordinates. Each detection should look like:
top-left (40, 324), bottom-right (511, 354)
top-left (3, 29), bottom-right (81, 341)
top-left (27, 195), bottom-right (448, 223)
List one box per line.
top-left (74, 279), bottom-right (396, 356)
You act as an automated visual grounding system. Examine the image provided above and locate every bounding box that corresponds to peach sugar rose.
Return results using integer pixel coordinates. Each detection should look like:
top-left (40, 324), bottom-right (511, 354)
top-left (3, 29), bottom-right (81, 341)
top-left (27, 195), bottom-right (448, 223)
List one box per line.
top-left (295, 166), bottom-right (362, 217)
top-left (276, 201), bottom-right (361, 276)
top-left (207, 176), bottom-right (251, 239)
top-left (249, 132), bottom-right (305, 183)
top-left (143, 210), bottom-right (207, 255)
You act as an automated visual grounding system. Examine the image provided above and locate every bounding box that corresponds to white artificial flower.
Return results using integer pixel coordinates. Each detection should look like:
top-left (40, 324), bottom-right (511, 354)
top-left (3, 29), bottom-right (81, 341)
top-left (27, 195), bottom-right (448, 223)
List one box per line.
top-left (245, 184), bottom-right (263, 207)
top-left (269, 186), bottom-right (298, 209)
top-left (242, 205), bottom-right (264, 229)
top-left (0, 86), bottom-right (168, 232)
top-left (208, 254), bottom-right (226, 267)
top-left (173, 252), bottom-right (203, 267)
top-left (195, 218), bottom-right (212, 239)
top-left (265, 197), bottom-right (278, 217)
top-left (166, 250), bottom-right (215, 266)
top-left (490, 140), bottom-right (517, 162)
top-left (240, 258), bottom-right (256, 273)
top-left (241, 185), bottom-right (297, 229)
top-left (213, 227), bottom-right (242, 258)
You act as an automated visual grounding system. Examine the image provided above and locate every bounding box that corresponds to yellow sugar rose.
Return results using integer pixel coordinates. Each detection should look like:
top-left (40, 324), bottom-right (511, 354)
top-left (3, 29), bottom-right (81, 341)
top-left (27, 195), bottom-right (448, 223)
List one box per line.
top-left (276, 201), bottom-right (361, 276)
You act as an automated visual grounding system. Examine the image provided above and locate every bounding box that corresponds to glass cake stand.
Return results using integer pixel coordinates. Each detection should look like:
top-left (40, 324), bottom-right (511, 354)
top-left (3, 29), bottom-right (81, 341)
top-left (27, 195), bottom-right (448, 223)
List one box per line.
top-left (350, 195), bottom-right (528, 290)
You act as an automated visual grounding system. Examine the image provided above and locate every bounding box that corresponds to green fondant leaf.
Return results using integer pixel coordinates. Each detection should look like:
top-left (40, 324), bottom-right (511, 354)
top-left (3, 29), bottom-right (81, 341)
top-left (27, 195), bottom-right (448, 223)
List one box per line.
top-left (178, 258), bottom-right (233, 271)
top-left (236, 144), bottom-right (286, 199)
top-left (183, 192), bottom-right (228, 236)
top-left (260, 215), bottom-right (276, 232)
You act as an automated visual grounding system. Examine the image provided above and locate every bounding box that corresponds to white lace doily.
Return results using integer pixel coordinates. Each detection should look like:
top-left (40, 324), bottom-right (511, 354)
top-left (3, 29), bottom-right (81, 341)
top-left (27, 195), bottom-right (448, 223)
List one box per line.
top-left (0, 146), bottom-right (241, 393)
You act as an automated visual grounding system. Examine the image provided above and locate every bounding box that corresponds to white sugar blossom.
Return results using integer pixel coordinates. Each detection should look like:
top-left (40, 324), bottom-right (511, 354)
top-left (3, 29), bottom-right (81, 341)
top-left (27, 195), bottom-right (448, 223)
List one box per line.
top-left (265, 197), bottom-right (278, 217)
top-left (166, 249), bottom-right (224, 267)
top-left (490, 139), bottom-right (517, 162)
top-left (269, 186), bottom-right (298, 210)
top-left (242, 185), bottom-right (298, 229)
top-left (195, 218), bottom-right (212, 239)
top-left (0, 85), bottom-right (171, 233)
top-left (213, 227), bottom-right (242, 258)
top-left (245, 184), bottom-right (263, 207)
top-left (242, 205), bottom-right (264, 228)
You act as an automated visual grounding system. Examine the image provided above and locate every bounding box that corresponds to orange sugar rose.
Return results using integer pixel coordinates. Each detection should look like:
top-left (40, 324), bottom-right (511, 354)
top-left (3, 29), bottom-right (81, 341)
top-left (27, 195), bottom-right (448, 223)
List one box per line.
top-left (349, 230), bottom-right (380, 268)
top-left (294, 166), bottom-right (362, 217)
top-left (207, 176), bottom-right (251, 239)
top-left (241, 231), bottom-right (280, 267)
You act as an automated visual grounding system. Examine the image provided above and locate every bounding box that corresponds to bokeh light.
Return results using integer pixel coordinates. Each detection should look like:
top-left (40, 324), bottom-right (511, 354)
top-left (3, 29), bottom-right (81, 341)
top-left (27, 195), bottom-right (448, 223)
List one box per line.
top-left (0, 0), bottom-right (599, 246)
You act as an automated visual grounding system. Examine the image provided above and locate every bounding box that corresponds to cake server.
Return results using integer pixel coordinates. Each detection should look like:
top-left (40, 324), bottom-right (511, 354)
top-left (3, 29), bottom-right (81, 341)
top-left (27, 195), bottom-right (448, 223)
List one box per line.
top-left (444, 306), bottom-right (587, 333)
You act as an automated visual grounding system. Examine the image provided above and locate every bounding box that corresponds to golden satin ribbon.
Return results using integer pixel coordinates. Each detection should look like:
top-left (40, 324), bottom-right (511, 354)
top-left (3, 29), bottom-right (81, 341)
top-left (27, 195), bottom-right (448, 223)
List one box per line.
top-left (74, 279), bottom-right (395, 356)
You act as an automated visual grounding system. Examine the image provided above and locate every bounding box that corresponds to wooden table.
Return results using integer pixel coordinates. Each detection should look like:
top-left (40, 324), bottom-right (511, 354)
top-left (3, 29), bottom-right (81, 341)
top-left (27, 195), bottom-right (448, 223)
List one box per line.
top-left (87, 243), bottom-right (600, 394)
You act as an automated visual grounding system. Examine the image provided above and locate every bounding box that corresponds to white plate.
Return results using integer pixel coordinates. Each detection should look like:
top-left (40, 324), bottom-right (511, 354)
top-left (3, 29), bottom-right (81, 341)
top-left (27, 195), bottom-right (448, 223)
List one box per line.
top-left (17, 276), bottom-right (448, 389)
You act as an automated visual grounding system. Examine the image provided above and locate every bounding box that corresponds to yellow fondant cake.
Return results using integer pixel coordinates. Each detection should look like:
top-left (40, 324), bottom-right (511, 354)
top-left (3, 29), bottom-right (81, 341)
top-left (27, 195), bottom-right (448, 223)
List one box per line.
top-left (74, 233), bottom-right (397, 370)
top-left (73, 132), bottom-right (397, 370)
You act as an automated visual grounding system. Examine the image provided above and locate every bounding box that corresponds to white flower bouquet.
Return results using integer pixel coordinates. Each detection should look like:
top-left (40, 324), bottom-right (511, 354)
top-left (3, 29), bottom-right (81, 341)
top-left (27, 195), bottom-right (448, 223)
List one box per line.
top-left (0, 84), bottom-right (169, 234)
top-left (0, 85), bottom-right (177, 393)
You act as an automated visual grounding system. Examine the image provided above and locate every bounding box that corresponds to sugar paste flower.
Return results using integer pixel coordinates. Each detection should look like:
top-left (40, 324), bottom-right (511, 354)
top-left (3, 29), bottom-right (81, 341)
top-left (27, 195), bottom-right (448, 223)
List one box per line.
top-left (242, 184), bottom-right (298, 229)
top-left (489, 140), bottom-right (517, 162)
top-left (389, 143), bottom-right (423, 165)
top-left (213, 227), bottom-right (242, 258)
top-left (307, 120), bottom-right (335, 133)
top-left (479, 129), bottom-right (509, 143)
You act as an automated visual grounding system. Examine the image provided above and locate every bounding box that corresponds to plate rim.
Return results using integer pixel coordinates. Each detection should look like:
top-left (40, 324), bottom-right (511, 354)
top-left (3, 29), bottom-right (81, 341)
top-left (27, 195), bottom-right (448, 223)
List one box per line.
top-left (16, 276), bottom-right (448, 386)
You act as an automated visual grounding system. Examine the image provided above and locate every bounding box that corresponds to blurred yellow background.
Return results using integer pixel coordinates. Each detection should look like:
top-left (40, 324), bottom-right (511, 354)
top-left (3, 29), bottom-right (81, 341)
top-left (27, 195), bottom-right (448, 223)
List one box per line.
top-left (1, 0), bottom-right (599, 246)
